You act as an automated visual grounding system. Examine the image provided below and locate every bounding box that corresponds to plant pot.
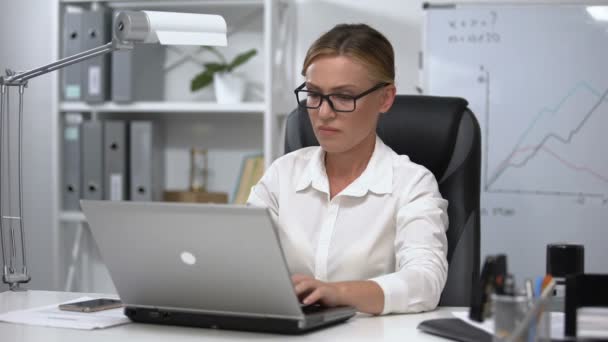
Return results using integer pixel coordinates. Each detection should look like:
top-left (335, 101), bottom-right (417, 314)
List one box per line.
top-left (213, 72), bottom-right (246, 104)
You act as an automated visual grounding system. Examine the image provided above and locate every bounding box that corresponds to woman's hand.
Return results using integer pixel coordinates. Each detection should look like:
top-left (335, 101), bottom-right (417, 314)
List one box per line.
top-left (292, 274), bottom-right (343, 306)
top-left (291, 274), bottom-right (385, 314)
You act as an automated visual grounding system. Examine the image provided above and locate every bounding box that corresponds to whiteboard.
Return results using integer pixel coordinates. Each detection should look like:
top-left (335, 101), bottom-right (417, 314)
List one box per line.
top-left (422, 3), bottom-right (608, 280)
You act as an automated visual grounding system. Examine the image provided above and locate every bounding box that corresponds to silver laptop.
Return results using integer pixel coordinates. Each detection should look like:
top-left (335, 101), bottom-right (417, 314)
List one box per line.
top-left (80, 200), bottom-right (356, 334)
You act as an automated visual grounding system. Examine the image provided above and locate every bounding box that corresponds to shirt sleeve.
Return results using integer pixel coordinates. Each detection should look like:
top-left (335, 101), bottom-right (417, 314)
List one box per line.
top-left (370, 169), bottom-right (449, 314)
top-left (246, 161), bottom-right (280, 219)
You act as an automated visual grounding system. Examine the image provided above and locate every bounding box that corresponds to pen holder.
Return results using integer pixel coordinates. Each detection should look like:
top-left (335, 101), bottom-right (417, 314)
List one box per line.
top-left (492, 294), bottom-right (551, 342)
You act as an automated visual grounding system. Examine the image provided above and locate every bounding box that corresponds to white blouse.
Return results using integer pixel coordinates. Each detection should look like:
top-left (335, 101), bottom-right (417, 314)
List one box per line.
top-left (247, 136), bottom-right (449, 314)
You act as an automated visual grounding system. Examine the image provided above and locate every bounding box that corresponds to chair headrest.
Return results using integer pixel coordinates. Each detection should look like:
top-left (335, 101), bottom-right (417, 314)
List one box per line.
top-left (285, 95), bottom-right (469, 179)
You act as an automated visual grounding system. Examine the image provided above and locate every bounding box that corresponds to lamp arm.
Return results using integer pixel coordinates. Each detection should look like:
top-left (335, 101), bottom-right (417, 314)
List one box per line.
top-left (0, 39), bottom-right (130, 291)
top-left (1, 40), bottom-right (131, 86)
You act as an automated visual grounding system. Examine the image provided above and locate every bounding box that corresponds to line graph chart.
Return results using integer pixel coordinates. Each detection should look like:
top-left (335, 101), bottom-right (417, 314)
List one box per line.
top-left (480, 71), bottom-right (608, 198)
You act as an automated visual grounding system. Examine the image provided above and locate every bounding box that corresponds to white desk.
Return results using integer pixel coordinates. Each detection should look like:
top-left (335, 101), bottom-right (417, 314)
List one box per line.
top-left (0, 291), bottom-right (464, 341)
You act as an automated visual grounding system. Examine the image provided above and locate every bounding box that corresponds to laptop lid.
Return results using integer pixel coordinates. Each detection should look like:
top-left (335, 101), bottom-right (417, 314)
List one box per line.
top-left (81, 200), bottom-right (305, 320)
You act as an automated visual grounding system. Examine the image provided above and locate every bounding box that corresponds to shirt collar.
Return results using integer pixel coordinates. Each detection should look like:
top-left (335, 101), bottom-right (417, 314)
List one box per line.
top-left (295, 146), bottom-right (328, 193)
top-left (295, 136), bottom-right (393, 197)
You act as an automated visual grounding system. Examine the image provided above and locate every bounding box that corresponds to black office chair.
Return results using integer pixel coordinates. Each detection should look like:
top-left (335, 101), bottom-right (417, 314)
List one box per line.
top-left (284, 95), bottom-right (481, 306)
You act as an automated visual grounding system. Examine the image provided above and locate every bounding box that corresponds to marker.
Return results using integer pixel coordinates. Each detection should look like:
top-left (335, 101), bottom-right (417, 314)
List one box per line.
top-left (534, 276), bottom-right (544, 298)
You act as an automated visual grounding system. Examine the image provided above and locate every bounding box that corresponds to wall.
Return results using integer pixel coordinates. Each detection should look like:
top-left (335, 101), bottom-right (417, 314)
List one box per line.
top-left (294, 0), bottom-right (423, 94)
top-left (0, 0), bottom-right (58, 291)
top-left (293, 0), bottom-right (586, 92)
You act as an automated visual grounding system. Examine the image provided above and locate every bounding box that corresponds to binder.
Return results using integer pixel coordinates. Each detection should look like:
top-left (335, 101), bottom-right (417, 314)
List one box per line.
top-left (61, 11), bottom-right (83, 101)
top-left (81, 121), bottom-right (104, 200)
top-left (62, 114), bottom-right (83, 210)
top-left (82, 9), bottom-right (110, 104)
top-left (103, 121), bottom-right (128, 201)
top-left (111, 50), bottom-right (133, 103)
top-left (110, 10), bottom-right (132, 103)
top-left (233, 155), bottom-right (264, 204)
top-left (111, 39), bottom-right (165, 102)
top-left (129, 121), bottom-right (165, 201)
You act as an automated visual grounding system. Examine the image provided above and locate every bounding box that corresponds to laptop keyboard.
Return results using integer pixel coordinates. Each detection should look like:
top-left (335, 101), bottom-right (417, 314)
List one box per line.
top-left (300, 304), bottom-right (327, 315)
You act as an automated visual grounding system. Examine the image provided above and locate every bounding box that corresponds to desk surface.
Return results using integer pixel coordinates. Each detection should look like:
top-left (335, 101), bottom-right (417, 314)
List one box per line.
top-left (0, 291), bottom-right (464, 341)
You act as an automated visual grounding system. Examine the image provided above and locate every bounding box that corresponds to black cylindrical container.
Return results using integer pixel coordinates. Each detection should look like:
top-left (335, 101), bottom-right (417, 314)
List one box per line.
top-left (546, 243), bottom-right (584, 312)
top-left (546, 244), bottom-right (584, 277)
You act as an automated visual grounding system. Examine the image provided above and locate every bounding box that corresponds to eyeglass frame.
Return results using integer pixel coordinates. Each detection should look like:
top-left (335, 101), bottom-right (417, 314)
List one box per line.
top-left (294, 81), bottom-right (390, 113)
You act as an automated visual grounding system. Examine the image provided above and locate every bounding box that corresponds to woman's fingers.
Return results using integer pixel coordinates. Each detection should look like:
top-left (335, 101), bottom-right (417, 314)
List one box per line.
top-left (294, 279), bottom-right (317, 296)
top-left (291, 273), bottom-right (313, 285)
top-left (290, 275), bottom-right (340, 306)
top-left (303, 288), bottom-right (323, 305)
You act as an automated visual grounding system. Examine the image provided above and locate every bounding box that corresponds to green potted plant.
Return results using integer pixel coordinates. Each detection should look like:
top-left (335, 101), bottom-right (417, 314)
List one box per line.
top-left (190, 46), bottom-right (257, 103)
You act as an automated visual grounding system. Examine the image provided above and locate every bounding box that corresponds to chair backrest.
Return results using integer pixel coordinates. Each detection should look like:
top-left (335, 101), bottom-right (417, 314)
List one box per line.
top-left (284, 95), bottom-right (481, 306)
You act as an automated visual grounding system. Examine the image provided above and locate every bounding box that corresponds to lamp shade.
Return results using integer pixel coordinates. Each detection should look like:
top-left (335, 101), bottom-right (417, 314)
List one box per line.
top-left (114, 11), bottom-right (227, 46)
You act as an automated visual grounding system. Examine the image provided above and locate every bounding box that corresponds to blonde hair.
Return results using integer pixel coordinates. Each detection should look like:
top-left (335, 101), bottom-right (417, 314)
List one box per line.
top-left (301, 24), bottom-right (395, 84)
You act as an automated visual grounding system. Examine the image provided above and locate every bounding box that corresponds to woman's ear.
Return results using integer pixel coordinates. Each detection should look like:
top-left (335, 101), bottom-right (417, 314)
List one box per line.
top-left (379, 84), bottom-right (397, 113)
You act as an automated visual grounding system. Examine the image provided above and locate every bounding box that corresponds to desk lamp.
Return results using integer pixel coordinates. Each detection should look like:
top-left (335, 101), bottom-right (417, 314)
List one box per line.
top-left (0, 10), bottom-right (227, 291)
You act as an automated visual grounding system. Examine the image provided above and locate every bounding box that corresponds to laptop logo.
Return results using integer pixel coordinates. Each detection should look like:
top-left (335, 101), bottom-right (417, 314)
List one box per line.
top-left (180, 251), bottom-right (196, 265)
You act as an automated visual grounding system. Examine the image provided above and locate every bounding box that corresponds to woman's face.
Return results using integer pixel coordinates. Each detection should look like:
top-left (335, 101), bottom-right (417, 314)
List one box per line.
top-left (304, 55), bottom-right (395, 154)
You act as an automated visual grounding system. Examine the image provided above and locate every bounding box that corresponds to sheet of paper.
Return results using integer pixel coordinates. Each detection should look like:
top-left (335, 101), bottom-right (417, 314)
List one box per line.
top-left (0, 296), bottom-right (130, 330)
top-left (451, 311), bottom-right (565, 339)
top-left (578, 308), bottom-right (608, 339)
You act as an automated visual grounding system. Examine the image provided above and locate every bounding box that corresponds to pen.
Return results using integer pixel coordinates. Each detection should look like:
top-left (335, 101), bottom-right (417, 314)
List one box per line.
top-left (534, 276), bottom-right (544, 298)
top-left (541, 275), bottom-right (553, 292)
top-left (503, 273), bottom-right (515, 296)
top-left (525, 279), bottom-right (535, 342)
top-left (525, 279), bottom-right (534, 303)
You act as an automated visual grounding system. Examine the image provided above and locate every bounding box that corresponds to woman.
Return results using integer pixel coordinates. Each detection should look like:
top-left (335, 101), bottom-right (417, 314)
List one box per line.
top-left (247, 24), bottom-right (448, 315)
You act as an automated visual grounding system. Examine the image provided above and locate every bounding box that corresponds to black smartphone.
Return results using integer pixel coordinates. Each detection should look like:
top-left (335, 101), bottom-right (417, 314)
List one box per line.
top-left (58, 298), bottom-right (123, 313)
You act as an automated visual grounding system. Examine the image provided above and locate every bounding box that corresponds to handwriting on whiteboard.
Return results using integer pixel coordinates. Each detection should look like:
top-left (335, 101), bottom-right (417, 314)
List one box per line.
top-left (447, 11), bottom-right (501, 45)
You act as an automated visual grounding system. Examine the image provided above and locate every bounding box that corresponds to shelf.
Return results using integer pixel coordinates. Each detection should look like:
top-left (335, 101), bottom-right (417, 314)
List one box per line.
top-left (59, 211), bottom-right (86, 223)
top-left (60, 0), bottom-right (265, 6)
top-left (60, 101), bottom-right (266, 114)
top-left (53, 0), bottom-right (288, 294)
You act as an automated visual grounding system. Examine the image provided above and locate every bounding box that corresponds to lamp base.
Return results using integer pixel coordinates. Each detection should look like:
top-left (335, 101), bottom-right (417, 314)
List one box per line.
top-left (8, 283), bottom-right (28, 292)
top-left (3, 272), bottom-right (30, 292)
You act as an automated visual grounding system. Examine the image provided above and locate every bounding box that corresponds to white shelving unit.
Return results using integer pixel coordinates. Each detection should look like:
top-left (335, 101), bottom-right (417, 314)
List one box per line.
top-left (60, 101), bottom-right (266, 113)
top-left (54, 0), bottom-right (295, 292)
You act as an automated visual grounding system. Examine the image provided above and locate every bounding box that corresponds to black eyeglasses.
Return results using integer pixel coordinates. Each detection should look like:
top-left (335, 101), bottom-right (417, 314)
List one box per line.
top-left (294, 82), bottom-right (390, 113)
